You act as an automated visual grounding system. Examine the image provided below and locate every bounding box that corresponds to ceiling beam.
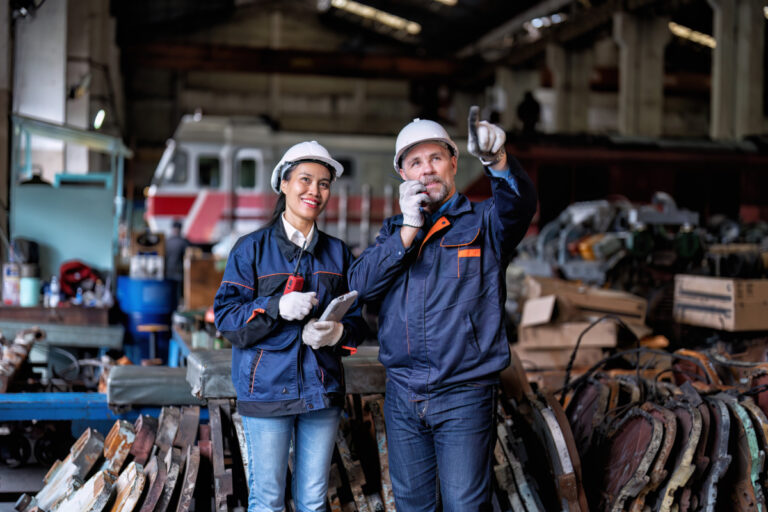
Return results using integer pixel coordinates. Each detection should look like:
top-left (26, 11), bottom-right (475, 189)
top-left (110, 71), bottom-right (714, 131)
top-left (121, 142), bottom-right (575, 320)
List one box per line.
top-left (123, 42), bottom-right (477, 81)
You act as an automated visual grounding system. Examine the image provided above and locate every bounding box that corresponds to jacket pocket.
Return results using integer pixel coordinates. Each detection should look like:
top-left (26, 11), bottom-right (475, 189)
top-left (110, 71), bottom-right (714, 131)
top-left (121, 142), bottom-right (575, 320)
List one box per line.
top-left (439, 227), bottom-right (482, 278)
top-left (245, 343), bottom-right (299, 400)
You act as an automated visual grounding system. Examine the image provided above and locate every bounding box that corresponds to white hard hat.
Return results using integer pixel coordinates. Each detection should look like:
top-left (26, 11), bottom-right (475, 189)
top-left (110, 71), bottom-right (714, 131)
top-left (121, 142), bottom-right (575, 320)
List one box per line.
top-left (271, 141), bottom-right (344, 193)
top-left (393, 118), bottom-right (459, 172)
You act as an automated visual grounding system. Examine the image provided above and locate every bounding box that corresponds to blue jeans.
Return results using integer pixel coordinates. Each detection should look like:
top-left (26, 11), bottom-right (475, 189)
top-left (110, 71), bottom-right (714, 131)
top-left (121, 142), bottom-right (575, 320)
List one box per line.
top-left (384, 379), bottom-right (497, 512)
top-left (240, 407), bottom-right (341, 512)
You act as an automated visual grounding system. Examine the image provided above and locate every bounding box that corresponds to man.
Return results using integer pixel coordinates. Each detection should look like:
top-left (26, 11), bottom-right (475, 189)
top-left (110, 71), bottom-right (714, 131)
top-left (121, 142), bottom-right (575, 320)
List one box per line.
top-left (165, 219), bottom-right (190, 304)
top-left (348, 107), bottom-right (536, 511)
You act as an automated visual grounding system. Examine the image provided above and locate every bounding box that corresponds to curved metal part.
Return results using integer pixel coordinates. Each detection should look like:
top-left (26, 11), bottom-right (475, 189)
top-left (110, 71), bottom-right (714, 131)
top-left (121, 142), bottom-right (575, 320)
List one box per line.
top-left (750, 371), bottom-right (768, 418)
top-left (656, 401), bottom-right (702, 512)
top-left (598, 408), bottom-right (663, 512)
top-left (699, 397), bottom-right (732, 512)
top-left (496, 423), bottom-right (545, 512)
top-left (723, 397), bottom-right (766, 512)
top-left (630, 402), bottom-right (677, 512)
top-left (110, 461), bottom-right (146, 512)
top-left (501, 348), bottom-right (534, 404)
top-left (566, 379), bottom-right (611, 457)
top-left (542, 391), bottom-right (590, 512)
top-left (129, 415), bottom-right (158, 467)
top-left (741, 397), bottom-right (768, 491)
top-left (672, 349), bottom-right (721, 388)
top-left (680, 400), bottom-right (712, 512)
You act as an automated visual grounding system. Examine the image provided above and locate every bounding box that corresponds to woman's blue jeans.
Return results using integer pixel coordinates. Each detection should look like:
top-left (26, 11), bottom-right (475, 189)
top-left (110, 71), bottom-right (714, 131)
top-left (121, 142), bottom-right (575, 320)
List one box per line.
top-left (384, 379), bottom-right (497, 512)
top-left (240, 407), bottom-right (341, 512)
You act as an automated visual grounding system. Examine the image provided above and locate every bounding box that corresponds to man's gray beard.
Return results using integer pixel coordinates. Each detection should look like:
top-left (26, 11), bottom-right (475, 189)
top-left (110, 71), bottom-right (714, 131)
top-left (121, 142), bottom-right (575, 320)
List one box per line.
top-left (422, 179), bottom-right (449, 208)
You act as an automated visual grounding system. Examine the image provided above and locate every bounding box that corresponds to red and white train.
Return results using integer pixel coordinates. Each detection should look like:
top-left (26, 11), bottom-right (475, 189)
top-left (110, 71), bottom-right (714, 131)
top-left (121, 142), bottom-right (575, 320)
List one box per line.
top-left (145, 115), bottom-right (483, 249)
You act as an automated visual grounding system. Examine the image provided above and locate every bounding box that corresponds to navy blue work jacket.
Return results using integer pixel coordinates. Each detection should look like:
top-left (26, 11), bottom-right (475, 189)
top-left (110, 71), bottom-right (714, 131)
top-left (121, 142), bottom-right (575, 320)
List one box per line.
top-left (348, 159), bottom-right (537, 400)
top-left (214, 220), bottom-right (367, 417)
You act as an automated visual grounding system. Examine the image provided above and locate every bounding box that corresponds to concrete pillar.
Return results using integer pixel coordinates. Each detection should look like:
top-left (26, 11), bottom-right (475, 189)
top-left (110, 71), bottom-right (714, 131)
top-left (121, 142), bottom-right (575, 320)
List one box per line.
top-left (13, 0), bottom-right (68, 181)
top-left (546, 44), bottom-right (593, 133)
top-left (1, 0), bottom-right (10, 248)
top-left (709, 0), bottom-right (764, 139)
top-left (269, 11), bottom-right (282, 121)
top-left (66, 0), bottom-right (90, 172)
top-left (613, 12), bottom-right (670, 137)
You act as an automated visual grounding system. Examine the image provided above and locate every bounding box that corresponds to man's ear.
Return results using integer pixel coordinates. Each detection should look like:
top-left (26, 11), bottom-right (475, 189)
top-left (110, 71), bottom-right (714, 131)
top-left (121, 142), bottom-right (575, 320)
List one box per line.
top-left (398, 169), bottom-right (407, 181)
top-left (451, 155), bottom-right (458, 176)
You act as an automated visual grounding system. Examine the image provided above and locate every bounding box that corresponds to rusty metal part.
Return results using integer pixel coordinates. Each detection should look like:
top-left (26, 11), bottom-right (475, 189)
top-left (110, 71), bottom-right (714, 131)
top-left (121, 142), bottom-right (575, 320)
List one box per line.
top-left (501, 348), bottom-right (535, 403)
top-left (750, 370), bottom-right (768, 418)
top-left (741, 397), bottom-right (768, 490)
top-left (629, 402), bottom-right (677, 512)
top-left (699, 397), bottom-right (732, 512)
top-left (541, 391), bottom-right (589, 512)
top-left (680, 399), bottom-right (712, 512)
top-left (596, 408), bottom-right (662, 512)
top-left (23, 427), bottom-right (105, 512)
top-left (155, 446), bottom-right (185, 512)
top-left (231, 411), bottom-right (249, 487)
top-left (327, 462), bottom-right (344, 512)
top-left (56, 469), bottom-right (116, 512)
top-left (130, 415), bottom-right (158, 466)
top-left (496, 422), bottom-right (545, 511)
top-left (139, 455), bottom-right (167, 512)
top-left (370, 398), bottom-right (395, 512)
top-left (655, 401), bottom-right (702, 512)
top-left (0, 328), bottom-right (41, 392)
top-left (109, 461), bottom-right (146, 512)
top-left (172, 406), bottom-right (200, 450)
top-left (336, 429), bottom-right (371, 512)
top-left (566, 379), bottom-right (610, 456)
top-left (101, 420), bottom-right (136, 475)
top-left (721, 395), bottom-right (766, 511)
top-left (176, 445), bottom-right (200, 512)
top-left (155, 407), bottom-right (181, 461)
top-left (673, 349), bottom-right (722, 389)
top-left (208, 399), bottom-right (233, 511)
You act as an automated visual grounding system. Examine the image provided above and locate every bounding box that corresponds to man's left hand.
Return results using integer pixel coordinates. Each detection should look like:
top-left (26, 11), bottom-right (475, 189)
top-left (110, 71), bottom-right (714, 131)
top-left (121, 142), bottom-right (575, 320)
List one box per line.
top-left (467, 106), bottom-right (506, 167)
top-left (302, 319), bottom-right (344, 350)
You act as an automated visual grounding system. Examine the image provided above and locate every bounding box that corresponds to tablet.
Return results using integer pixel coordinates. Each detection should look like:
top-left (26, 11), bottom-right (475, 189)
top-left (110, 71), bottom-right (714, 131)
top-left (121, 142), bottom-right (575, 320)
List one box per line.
top-left (319, 290), bottom-right (358, 322)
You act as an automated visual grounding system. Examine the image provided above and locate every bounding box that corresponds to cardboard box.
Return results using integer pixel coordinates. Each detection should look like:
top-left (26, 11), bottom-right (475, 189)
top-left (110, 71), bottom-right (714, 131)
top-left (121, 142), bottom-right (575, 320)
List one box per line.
top-left (673, 275), bottom-right (768, 331)
top-left (512, 344), bottom-right (606, 370)
top-left (525, 276), bottom-right (647, 324)
top-left (184, 249), bottom-right (226, 310)
top-left (518, 294), bottom-right (650, 350)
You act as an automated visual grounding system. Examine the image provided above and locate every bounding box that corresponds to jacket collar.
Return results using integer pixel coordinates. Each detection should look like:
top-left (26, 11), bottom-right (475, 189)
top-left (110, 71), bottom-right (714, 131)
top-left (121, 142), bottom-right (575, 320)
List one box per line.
top-left (273, 218), bottom-right (320, 261)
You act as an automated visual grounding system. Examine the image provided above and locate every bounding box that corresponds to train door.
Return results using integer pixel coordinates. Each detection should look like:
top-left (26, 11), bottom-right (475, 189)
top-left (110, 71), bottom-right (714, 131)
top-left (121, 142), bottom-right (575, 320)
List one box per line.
top-left (230, 148), bottom-right (273, 237)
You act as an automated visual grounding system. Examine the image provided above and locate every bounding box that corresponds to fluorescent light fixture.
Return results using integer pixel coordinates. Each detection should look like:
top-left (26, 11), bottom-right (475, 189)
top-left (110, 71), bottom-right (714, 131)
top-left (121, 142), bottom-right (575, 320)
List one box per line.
top-left (433, 0), bottom-right (457, 5)
top-left (668, 21), bottom-right (715, 48)
top-left (764, 6), bottom-right (768, 18)
top-left (331, 0), bottom-right (421, 34)
top-left (531, 17), bottom-right (543, 28)
top-left (93, 109), bottom-right (106, 130)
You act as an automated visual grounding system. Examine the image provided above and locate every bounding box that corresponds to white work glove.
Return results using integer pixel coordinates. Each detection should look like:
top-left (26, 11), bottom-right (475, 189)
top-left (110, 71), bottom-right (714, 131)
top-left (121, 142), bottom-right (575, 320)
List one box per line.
top-left (467, 105), bottom-right (506, 166)
top-left (279, 291), bottom-right (317, 321)
top-left (302, 319), bottom-right (344, 350)
top-left (399, 180), bottom-right (429, 227)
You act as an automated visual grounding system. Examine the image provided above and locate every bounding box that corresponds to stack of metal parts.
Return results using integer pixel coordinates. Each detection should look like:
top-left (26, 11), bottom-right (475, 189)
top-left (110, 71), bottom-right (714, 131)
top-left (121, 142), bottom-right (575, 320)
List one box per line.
top-left (0, 328), bottom-right (45, 393)
top-left (15, 406), bottom-right (204, 512)
top-left (557, 348), bottom-right (768, 512)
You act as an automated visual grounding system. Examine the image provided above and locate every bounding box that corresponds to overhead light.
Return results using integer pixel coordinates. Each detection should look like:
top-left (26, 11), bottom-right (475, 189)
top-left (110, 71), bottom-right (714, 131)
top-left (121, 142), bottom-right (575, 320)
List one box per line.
top-left (668, 21), bottom-right (715, 48)
top-left (531, 18), bottom-right (543, 28)
top-left (764, 6), bottom-right (768, 18)
top-left (331, 0), bottom-right (421, 35)
top-left (433, 0), bottom-right (457, 5)
top-left (93, 109), bottom-right (106, 130)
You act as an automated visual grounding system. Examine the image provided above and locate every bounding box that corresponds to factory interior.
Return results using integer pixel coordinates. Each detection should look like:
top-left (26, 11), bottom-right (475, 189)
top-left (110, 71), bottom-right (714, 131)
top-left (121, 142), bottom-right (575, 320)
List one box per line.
top-left (2, 0), bottom-right (768, 510)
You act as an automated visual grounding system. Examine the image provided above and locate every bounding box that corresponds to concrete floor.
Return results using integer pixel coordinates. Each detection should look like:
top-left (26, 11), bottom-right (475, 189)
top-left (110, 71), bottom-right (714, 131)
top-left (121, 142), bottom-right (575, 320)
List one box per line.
top-left (0, 463), bottom-right (47, 509)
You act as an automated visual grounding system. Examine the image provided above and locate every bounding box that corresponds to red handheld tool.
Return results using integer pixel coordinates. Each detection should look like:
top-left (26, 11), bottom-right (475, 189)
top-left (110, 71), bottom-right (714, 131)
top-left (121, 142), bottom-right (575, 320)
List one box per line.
top-left (283, 241), bottom-right (307, 294)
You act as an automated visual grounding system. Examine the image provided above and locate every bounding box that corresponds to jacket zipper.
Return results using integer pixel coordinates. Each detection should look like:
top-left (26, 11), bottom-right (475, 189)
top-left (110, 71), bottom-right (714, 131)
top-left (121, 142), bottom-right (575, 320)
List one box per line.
top-left (249, 349), bottom-right (264, 394)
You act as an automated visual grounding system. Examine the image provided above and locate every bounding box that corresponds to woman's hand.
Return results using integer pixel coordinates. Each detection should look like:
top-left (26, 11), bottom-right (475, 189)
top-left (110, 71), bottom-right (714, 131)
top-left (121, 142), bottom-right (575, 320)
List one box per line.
top-left (279, 291), bottom-right (317, 321)
top-left (302, 319), bottom-right (343, 350)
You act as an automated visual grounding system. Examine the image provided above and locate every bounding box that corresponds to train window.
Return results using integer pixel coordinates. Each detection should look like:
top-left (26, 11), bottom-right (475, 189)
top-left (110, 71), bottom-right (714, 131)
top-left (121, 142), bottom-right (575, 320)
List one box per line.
top-left (165, 150), bottom-right (188, 184)
top-left (335, 157), bottom-right (354, 179)
top-left (198, 155), bottom-right (221, 188)
top-left (236, 159), bottom-right (256, 188)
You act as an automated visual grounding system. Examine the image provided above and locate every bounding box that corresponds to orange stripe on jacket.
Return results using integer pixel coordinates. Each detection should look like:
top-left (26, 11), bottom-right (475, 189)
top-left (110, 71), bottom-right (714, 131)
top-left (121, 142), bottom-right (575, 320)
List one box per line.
top-left (246, 308), bottom-right (266, 323)
top-left (223, 280), bottom-right (254, 290)
top-left (418, 216), bottom-right (451, 259)
top-left (458, 248), bottom-right (481, 258)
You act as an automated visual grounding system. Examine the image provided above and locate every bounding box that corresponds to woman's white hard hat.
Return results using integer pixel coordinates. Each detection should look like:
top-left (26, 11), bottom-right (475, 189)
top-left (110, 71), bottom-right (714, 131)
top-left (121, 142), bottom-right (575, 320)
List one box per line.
top-left (271, 141), bottom-right (344, 193)
top-left (393, 118), bottom-right (459, 173)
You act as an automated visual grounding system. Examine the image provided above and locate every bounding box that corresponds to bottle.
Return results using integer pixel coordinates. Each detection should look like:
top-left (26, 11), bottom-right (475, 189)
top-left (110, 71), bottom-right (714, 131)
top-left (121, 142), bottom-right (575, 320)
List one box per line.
top-left (49, 276), bottom-right (60, 308)
top-left (72, 287), bottom-right (83, 306)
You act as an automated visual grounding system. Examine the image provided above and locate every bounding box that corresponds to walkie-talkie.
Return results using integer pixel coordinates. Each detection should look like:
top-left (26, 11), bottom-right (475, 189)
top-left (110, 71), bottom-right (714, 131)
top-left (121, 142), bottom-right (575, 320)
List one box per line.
top-left (283, 241), bottom-right (307, 294)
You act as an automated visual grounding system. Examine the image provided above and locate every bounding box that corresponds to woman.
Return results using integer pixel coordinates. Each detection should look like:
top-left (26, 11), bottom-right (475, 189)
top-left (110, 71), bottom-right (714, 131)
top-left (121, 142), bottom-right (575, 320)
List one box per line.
top-left (214, 141), bottom-right (367, 512)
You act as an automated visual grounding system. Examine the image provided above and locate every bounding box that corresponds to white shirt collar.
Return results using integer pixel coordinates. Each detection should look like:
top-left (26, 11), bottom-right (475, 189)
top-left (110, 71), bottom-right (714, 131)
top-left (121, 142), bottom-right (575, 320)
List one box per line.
top-left (281, 214), bottom-right (315, 248)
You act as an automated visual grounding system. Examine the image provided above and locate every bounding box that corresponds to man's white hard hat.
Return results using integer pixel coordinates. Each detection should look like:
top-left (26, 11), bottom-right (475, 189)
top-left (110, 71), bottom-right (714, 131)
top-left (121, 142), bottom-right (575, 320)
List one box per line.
top-left (271, 140), bottom-right (344, 193)
top-left (393, 118), bottom-right (459, 173)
